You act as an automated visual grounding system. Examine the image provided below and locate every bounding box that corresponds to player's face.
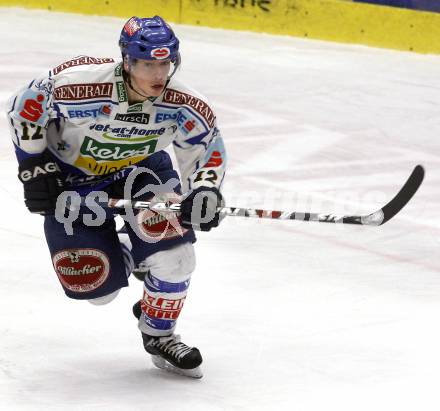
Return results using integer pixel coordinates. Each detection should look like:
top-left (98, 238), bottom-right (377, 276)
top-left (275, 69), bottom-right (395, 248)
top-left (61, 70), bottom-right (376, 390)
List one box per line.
top-left (128, 59), bottom-right (171, 97)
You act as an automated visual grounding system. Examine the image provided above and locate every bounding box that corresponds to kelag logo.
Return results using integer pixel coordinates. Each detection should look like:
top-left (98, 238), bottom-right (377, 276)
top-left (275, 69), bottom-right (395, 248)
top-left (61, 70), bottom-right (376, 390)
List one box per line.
top-left (74, 136), bottom-right (159, 175)
top-left (79, 136), bottom-right (157, 161)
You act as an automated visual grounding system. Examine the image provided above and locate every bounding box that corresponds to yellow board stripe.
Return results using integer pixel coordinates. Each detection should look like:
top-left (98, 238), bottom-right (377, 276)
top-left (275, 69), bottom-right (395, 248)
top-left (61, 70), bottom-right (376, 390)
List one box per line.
top-left (0, 0), bottom-right (181, 20)
top-left (1, 0), bottom-right (440, 53)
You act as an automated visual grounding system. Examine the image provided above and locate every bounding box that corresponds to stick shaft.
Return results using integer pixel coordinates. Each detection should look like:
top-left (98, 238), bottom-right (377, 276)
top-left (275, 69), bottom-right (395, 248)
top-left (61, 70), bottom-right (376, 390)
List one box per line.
top-left (82, 164), bottom-right (424, 227)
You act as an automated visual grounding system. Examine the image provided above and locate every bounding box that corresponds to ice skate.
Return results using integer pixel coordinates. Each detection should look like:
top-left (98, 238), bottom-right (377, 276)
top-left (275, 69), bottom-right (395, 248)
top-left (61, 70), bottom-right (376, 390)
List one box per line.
top-left (133, 301), bottom-right (203, 378)
top-left (142, 333), bottom-right (203, 378)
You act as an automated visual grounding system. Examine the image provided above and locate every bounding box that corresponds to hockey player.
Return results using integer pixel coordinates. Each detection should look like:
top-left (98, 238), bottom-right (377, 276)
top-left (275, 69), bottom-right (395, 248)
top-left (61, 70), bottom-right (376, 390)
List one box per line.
top-left (6, 16), bottom-right (226, 378)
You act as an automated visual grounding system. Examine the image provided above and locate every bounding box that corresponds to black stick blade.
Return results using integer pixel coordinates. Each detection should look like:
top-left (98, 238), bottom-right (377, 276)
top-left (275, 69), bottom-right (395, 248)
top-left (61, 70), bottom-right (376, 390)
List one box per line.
top-left (361, 165), bottom-right (425, 226)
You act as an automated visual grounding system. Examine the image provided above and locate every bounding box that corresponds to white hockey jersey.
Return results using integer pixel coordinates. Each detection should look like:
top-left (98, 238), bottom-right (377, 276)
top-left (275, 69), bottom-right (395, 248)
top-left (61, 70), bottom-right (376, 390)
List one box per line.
top-left (6, 56), bottom-right (226, 194)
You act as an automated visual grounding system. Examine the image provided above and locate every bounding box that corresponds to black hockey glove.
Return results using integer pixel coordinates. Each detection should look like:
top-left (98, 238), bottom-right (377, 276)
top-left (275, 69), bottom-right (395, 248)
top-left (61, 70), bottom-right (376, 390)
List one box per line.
top-left (18, 154), bottom-right (64, 215)
top-left (180, 186), bottom-right (224, 232)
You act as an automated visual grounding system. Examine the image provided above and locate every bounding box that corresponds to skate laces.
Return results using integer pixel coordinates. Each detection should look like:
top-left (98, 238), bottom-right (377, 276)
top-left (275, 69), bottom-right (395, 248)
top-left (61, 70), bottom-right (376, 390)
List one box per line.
top-left (149, 335), bottom-right (193, 361)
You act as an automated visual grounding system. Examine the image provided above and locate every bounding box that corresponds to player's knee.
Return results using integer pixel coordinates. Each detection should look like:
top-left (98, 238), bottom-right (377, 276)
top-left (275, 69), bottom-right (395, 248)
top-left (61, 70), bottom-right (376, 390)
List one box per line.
top-left (143, 242), bottom-right (195, 283)
top-left (138, 243), bottom-right (195, 335)
top-left (88, 289), bottom-right (120, 305)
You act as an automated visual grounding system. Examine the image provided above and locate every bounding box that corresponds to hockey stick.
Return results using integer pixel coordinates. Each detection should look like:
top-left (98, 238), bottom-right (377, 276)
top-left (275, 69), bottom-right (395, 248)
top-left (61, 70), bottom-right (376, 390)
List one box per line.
top-left (87, 165), bottom-right (424, 226)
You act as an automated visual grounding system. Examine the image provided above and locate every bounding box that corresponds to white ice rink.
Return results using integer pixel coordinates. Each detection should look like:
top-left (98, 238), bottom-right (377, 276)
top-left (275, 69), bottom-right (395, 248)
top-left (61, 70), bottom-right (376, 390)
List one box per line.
top-left (0, 7), bottom-right (439, 411)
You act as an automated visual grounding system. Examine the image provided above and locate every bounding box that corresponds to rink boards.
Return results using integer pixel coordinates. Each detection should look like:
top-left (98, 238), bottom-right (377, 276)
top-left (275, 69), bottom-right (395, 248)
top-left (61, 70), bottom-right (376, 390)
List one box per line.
top-left (1, 0), bottom-right (440, 53)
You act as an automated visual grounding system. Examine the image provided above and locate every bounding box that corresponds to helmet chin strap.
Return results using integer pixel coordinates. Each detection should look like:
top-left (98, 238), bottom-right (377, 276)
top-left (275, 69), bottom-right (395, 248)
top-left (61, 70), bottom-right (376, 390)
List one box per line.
top-left (122, 55), bottom-right (179, 98)
top-left (126, 74), bottom-right (150, 99)
top-left (123, 68), bottom-right (170, 101)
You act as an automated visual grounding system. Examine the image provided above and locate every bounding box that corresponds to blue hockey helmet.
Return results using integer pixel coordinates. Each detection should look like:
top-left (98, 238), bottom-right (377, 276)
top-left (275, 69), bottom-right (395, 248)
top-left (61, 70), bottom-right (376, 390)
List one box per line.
top-left (119, 16), bottom-right (180, 66)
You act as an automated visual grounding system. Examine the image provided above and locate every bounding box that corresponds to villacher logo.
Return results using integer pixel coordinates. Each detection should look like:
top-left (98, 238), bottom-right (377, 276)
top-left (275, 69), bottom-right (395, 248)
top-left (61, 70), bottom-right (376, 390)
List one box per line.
top-left (52, 248), bottom-right (110, 293)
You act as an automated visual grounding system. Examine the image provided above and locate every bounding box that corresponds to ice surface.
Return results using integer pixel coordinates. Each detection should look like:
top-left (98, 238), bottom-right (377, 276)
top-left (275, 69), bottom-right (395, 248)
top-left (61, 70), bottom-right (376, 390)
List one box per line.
top-left (0, 7), bottom-right (439, 411)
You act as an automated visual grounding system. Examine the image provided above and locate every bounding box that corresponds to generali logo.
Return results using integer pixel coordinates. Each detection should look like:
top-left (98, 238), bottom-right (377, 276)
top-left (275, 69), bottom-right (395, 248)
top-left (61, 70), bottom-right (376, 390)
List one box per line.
top-left (54, 83), bottom-right (113, 101)
top-left (163, 89), bottom-right (215, 127)
top-left (53, 56), bottom-right (115, 75)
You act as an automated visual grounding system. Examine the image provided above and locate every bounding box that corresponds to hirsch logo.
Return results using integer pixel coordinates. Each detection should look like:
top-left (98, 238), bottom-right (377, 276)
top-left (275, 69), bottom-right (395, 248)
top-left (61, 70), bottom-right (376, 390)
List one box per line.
top-left (151, 47), bottom-right (170, 59)
top-left (54, 83), bottom-right (113, 101)
top-left (52, 248), bottom-right (110, 293)
top-left (115, 112), bottom-right (150, 124)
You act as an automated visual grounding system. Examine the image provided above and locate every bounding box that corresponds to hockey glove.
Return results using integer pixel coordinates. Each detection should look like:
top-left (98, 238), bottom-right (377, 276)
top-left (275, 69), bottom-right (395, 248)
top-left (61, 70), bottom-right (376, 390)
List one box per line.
top-left (180, 187), bottom-right (224, 232)
top-left (18, 154), bottom-right (64, 215)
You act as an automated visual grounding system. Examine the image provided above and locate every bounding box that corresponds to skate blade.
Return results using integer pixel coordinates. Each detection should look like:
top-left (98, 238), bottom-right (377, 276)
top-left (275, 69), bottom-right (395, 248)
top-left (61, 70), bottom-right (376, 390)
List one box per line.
top-left (151, 355), bottom-right (203, 379)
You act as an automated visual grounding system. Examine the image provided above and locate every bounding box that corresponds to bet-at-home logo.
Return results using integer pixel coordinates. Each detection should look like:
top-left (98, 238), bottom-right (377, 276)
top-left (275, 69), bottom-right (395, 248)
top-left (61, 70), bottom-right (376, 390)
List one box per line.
top-left (89, 123), bottom-right (165, 140)
top-left (74, 136), bottom-right (158, 175)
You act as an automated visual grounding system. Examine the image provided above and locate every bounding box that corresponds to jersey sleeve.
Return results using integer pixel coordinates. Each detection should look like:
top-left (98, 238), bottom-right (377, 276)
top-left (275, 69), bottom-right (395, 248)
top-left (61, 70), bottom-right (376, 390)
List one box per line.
top-left (6, 75), bottom-right (55, 162)
top-left (173, 117), bottom-right (227, 194)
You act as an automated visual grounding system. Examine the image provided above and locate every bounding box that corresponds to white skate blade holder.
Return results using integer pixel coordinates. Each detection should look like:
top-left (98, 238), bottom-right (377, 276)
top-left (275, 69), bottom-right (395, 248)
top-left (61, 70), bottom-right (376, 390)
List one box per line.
top-left (151, 355), bottom-right (203, 379)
